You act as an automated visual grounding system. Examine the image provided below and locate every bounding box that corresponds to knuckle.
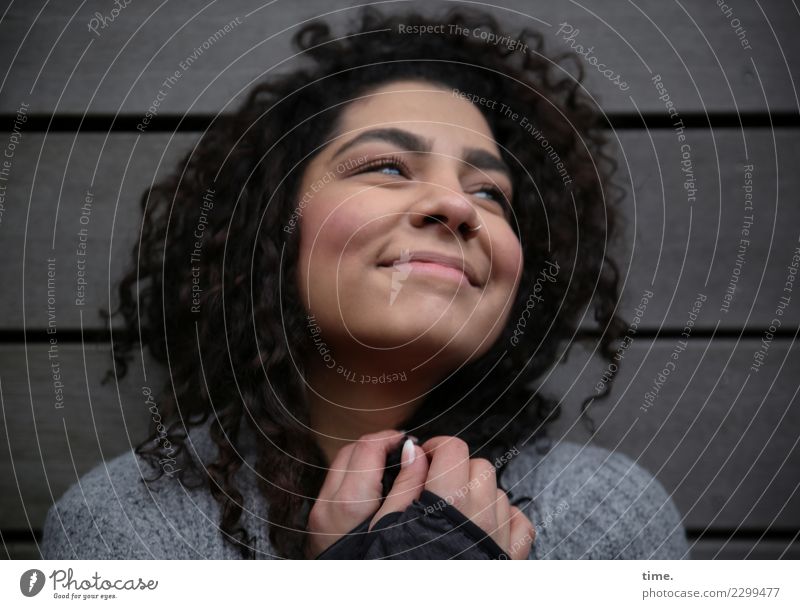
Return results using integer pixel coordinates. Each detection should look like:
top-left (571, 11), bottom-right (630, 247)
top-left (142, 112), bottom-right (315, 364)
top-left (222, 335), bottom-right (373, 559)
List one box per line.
top-left (496, 489), bottom-right (510, 507)
top-left (448, 436), bottom-right (469, 453)
top-left (333, 442), bottom-right (357, 461)
top-left (427, 435), bottom-right (467, 453)
top-left (306, 503), bottom-right (326, 531)
top-left (358, 429), bottom-right (400, 443)
top-left (472, 458), bottom-right (496, 480)
top-left (334, 486), bottom-right (364, 505)
top-left (472, 457), bottom-right (494, 471)
top-left (352, 436), bottom-right (391, 455)
top-left (425, 435), bottom-right (451, 445)
top-left (334, 495), bottom-right (370, 520)
top-left (352, 440), bottom-right (374, 456)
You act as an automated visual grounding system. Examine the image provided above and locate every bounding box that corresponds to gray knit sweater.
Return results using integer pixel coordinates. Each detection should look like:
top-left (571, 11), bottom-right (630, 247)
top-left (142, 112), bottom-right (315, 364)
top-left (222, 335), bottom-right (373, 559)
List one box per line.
top-left (41, 422), bottom-right (690, 559)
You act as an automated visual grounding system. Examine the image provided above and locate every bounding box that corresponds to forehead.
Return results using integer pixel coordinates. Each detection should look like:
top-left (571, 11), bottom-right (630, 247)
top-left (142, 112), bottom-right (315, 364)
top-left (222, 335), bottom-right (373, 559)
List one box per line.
top-left (334, 79), bottom-right (498, 149)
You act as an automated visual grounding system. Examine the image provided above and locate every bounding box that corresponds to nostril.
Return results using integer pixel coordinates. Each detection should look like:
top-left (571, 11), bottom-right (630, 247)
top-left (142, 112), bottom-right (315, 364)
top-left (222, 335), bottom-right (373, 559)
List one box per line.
top-left (422, 214), bottom-right (448, 228)
top-left (460, 221), bottom-right (480, 238)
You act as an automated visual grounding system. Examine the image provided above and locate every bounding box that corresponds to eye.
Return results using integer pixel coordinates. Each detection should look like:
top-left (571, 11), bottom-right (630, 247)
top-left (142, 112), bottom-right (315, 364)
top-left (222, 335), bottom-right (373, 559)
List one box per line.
top-left (472, 185), bottom-right (505, 202)
top-left (352, 155), bottom-right (410, 178)
top-left (471, 185), bottom-right (512, 215)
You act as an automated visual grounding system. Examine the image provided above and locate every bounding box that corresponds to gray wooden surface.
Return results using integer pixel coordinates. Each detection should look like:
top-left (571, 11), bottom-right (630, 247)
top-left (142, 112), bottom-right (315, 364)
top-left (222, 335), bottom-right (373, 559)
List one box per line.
top-left (1, 0), bottom-right (798, 114)
top-left (1, 0), bottom-right (798, 560)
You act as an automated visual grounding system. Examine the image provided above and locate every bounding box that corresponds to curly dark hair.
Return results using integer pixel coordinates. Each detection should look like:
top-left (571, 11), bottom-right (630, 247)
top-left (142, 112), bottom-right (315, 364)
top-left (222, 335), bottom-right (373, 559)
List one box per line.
top-left (108, 6), bottom-right (627, 559)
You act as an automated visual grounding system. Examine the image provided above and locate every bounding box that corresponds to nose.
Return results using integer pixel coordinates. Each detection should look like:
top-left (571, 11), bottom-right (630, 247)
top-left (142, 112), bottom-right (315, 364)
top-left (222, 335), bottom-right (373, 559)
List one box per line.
top-left (407, 182), bottom-right (482, 240)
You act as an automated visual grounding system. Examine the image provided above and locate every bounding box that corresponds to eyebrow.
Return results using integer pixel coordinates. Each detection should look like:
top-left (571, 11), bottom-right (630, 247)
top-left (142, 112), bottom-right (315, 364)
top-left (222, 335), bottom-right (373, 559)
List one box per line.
top-left (331, 127), bottom-right (512, 182)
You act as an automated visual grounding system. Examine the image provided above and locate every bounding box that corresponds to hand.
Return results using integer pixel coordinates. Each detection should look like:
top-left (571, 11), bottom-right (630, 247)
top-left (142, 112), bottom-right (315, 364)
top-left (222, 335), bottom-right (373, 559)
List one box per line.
top-left (304, 430), bottom-right (429, 559)
top-left (421, 436), bottom-right (535, 559)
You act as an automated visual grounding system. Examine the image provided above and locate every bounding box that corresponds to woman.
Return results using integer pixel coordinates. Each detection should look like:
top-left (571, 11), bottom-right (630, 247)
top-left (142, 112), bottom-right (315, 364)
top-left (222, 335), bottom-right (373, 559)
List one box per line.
top-left (42, 7), bottom-right (689, 560)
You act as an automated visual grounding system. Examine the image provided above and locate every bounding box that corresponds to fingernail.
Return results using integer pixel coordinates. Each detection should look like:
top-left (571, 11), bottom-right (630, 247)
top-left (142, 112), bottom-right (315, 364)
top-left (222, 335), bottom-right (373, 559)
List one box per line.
top-left (401, 438), bottom-right (415, 468)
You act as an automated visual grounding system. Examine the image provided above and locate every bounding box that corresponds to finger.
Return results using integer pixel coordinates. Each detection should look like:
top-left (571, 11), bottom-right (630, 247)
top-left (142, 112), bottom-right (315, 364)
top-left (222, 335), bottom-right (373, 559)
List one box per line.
top-left (465, 458), bottom-right (498, 531)
top-left (468, 458), bottom-right (498, 505)
top-left (494, 489), bottom-right (511, 552)
top-left (369, 441), bottom-right (428, 530)
top-left (316, 442), bottom-right (357, 499)
top-left (337, 430), bottom-right (405, 502)
top-left (421, 436), bottom-right (470, 499)
top-left (507, 506), bottom-right (535, 560)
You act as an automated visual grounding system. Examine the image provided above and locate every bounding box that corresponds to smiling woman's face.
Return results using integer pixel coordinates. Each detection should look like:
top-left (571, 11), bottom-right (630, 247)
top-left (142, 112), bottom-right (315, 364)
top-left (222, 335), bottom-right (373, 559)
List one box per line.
top-left (296, 79), bottom-right (523, 374)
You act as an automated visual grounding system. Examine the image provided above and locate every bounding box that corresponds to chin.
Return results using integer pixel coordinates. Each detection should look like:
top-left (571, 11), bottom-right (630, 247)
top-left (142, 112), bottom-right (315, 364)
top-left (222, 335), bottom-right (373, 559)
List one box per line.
top-left (347, 303), bottom-right (495, 359)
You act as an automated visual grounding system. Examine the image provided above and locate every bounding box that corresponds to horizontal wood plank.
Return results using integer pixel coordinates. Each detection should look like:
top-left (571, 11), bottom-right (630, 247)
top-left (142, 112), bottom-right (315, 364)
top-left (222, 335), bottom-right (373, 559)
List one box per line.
top-left (0, 342), bottom-right (155, 532)
top-left (541, 339), bottom-right (800, 532)
top-left (1, 129), bottom-right (797, 331)
top-left (1, 339), bottom-right (797, 533)
top-left (0, 0), bottom-right (797, 115)
top-left (689, 539), bottom-right (800, 560)
top-left (3, 540), bottom-right (43, 560)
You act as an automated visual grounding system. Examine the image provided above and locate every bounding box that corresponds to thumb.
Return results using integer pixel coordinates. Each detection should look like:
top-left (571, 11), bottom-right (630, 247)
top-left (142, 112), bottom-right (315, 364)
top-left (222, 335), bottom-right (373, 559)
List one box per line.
top-left (369, 439), bottom-right (428, 530)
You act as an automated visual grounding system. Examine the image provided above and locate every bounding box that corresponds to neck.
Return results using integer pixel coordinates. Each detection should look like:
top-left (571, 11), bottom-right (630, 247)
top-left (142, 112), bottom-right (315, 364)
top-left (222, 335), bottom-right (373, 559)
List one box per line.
top-left (305, 349), bottom-right (445, 465)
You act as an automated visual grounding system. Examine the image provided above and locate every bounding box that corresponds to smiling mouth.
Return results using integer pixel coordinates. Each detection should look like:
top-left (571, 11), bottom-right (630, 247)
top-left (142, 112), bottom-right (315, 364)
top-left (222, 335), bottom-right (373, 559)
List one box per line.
top-left (377, 251), bottom-right (481, 287)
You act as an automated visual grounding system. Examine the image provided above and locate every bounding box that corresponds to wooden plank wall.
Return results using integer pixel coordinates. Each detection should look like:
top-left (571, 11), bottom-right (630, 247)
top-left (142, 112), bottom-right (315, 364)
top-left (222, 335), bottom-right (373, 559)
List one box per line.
top-left (1, 0), bottom-right (798, 560)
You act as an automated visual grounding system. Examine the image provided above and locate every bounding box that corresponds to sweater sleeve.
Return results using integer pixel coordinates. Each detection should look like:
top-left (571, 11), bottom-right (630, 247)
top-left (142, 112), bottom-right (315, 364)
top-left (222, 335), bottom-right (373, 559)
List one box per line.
top-left (40, 419), bottom-right (279, 559)
top-left (41, 452), bottom-right (167, 560)
top-left (40, 449), bottom-right (254, 560)
top-left (500, 441), bottom-right (691, 560)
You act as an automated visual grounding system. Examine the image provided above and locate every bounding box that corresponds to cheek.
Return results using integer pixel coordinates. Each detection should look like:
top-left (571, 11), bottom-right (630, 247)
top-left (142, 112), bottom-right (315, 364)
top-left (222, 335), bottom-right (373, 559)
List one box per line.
top-left (484, 228), bottom-right (523, 334)
top-left (297, 193), bottom-right (386, 305)
top-left (301, 195), bottom-right (381, 261)
top-left (488, 226), bottom-right (524, 294)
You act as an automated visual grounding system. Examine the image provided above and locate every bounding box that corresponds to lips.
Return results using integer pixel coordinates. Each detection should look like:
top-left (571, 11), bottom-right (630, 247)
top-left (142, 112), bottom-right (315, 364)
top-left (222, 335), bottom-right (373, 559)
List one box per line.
top-left (378, 250), bottom-right (481, 287)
